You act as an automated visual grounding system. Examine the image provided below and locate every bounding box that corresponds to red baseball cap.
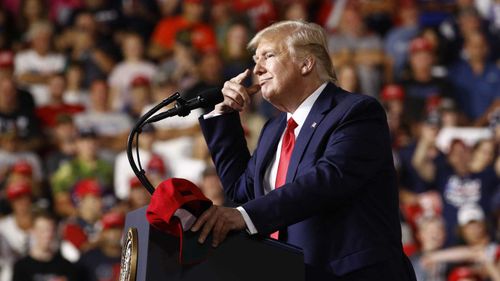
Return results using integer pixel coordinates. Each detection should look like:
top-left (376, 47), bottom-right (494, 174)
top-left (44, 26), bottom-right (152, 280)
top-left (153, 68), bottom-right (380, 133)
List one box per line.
top-left (102, 211), bottom-right (125, 230)
top-left (129, 177), bottom-right (143, 189)
top-left (409, 37), bottom-right (433, 54)
top-left (0, 50), bottom-right (14, 68)
top-left (73, 179), bottom-right (102, 199)
top-left (381, 84), bottom-right (405, 101)
top-left (6, 182), bottom-right (32, 201)
top-left (147, 155), bottom-right (166, 176)
top-left (11, 161), bottom-right (33, 176)
top-left (146, 178), bottom-right (212, 264)
top-left (448, 267), bottom-right (479, 281)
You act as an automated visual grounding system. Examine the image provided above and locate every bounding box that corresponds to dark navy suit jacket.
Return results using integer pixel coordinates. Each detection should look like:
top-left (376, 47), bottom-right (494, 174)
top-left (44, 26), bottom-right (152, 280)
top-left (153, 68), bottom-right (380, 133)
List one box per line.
top-left (199, 83), bottom-right (415, 280)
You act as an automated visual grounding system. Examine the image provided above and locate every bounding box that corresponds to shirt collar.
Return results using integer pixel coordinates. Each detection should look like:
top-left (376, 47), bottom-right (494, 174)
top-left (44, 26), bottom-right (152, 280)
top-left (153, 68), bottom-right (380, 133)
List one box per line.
top-left (287, 82), bottom-right (327, 128)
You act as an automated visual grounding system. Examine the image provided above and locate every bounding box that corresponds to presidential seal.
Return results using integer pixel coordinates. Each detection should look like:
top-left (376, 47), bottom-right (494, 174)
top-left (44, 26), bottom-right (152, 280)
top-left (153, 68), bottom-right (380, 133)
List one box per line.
top-left (120, 227), bottom-right (138, 281)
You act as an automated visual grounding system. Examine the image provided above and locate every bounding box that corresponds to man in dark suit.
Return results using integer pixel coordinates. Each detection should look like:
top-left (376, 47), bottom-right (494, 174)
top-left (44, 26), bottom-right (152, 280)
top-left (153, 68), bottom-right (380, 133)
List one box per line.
top-left (190, 20), bottom-right (416, 280)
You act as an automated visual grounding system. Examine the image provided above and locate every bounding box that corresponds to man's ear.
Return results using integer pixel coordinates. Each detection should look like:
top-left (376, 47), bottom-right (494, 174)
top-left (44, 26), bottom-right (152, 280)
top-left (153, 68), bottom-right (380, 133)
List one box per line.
top-left (301, 57), bottom-right (315, 75)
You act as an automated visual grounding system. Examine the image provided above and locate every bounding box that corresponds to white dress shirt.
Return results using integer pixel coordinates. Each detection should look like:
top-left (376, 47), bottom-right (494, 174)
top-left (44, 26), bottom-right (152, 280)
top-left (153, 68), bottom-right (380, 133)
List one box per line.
top-left (237, 83), bottom-right (327, 234)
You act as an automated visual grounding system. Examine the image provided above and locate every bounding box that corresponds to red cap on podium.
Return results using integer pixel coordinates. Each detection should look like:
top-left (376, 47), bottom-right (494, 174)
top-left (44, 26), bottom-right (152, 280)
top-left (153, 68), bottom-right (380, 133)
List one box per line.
top-left (146, 178), bottom-right (213, 265)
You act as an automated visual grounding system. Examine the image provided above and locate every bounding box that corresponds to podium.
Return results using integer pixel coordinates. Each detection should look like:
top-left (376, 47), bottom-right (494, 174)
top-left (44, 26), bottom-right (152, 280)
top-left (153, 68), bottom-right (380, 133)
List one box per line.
top-left (121, 207), bottom-right (305, 281)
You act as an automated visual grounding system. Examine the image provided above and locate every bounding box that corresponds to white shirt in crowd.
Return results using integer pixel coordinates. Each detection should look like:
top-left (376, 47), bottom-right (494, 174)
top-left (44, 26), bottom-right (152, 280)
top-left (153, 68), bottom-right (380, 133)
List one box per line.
top-left (14, 50), bottom-right (66, 106)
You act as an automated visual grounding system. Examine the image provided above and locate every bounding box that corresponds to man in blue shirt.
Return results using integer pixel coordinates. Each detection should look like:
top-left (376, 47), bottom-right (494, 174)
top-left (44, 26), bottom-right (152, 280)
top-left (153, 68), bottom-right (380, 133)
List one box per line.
top-left (448, 31), bottom-right (500, 122)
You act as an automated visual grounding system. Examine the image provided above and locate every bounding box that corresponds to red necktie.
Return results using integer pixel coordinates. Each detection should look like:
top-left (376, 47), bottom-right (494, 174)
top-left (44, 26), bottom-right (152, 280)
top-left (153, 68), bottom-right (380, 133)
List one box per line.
top-left (271, 117), bottom-right (297, 239)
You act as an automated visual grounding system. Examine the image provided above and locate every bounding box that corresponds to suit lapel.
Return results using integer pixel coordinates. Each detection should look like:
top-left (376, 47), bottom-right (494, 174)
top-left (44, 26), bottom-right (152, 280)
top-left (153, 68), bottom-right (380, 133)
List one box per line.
top-left (286, 83), bottom-right (339, 183)
top-left (255, 113), bottom-right (286, 197)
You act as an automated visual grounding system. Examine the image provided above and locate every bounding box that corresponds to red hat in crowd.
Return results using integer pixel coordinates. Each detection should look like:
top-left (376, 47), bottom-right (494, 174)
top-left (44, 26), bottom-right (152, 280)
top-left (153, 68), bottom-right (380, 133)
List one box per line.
top-left (448, 267), bottom-right (480, 281)
top-left (381, 84), bottom-right (405, 101)
top-left (147, 155), bottom-right (166, 176)
top-left (130, 75), bottom-right (150, 88)
top-left (0, 50), bottom-right (14, 68)
top-left (409, 37), bottom-right (433, 54)
top-left (102, 211), bottom-right (125, 230)
top-left (11, 161), bottom-right (33, 176)
top-left (73, 179), bottom-right (102, 199)
top-left (130, 177), bottom-right (143, 189)
top-left (6, 182), bottom-right (32, 201)
top-left (147, 178), bottom-right (212, 264)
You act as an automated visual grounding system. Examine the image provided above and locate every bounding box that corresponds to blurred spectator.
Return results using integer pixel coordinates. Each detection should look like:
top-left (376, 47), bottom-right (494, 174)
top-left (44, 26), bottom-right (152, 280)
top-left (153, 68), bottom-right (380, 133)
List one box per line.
top-left (200, 166), bottom-right (225, 206)
top-left (469, 138), bottom-right (496, 174)
top-left (74, 79), bottom-right (132, 151)
top-left (5, 160), bottom-right (42, 199)
top-left (278, 1), bottom-right (309, 21)
top-left (359, 0), bottom-right (396, 37)
top-left (63, 61), bottom-right (89, 107)
top-left (119, 0), bottom-right (159, 40)
top-left (0, 182), bottom-right (33, 281)
top-left (183, 50), bottom-right (224, 109)
top-left (127, 75), bottom-right (153, 121)
top-left (78, 211), bottom-right (124, 281)
top-left (337, 63), bottom-right (360, 93)
top-left (0, 232), bottom-right (14, 281)
top-left (48, 0), bottom-right (83, 27)
top-left (35, 73), bottom-right (85, 131)
top-left (422, 205), bottom-right (500, 281)
top-left (61, 11), bottom-right (116, 88)
top-left (50, 127), bottom-right (113, 217)
top-left (149, 0), bottom-right (217, 60)
top-left (328, 5), bottom-right (385, 97)
top-left (126, 177), bottom-right (150, 211)
top-left (438, 98), bottom-right (463, 128)
top-left (400, 37), bottom-right (453, 126)
top-left (0, 75), bottom-right (42, 151)
top-left (210, 0), bottom-right (235, 49)
top-left (413, 137), bottom-right (499, 245)
top-left (108, 32), bottom-right (157, 112)
top-left (439, 6), bottom-right (493, 64)
top-left (60, 179), bottom-right (103, 262)
top-left (73, 0), bottom-right (122, 37)
top-left (0, 131), bottom-right (44, 186)
top-left (447, 31), bottom-right (500, 124)
top-left (16, 0), bottom-right (49, 38)
top-left (410, 215), bottom-right (448, 281)
top-left (0, 50), bottom-right (36, 113)
top-left (221, 22), bottom-right (254, 83)
top-left (14, 21), bottom-right (66, 106)
top-left (114, 124), bottom-right (168, 200)
top-left (44, 114), bottom-right (77, 177)
top-left (380, 84), bottom-right (411, 150)
top-left (232, 0), bottom-right (276, 31)
top-left (488, 0), bottom-right (500, 33)
top-left (12, 212), bottom-right (79, 281)
top-left (384, 1), bottom-right (420, 81)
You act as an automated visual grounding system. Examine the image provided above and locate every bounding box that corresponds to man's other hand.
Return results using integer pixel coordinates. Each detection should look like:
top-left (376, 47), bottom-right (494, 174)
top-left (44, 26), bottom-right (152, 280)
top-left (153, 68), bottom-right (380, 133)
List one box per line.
top-left (190, 205), bottom-right (246, 247)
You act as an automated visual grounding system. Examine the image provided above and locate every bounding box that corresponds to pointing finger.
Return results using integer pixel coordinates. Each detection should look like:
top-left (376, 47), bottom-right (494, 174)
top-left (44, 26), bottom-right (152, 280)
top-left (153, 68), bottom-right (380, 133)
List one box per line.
top-left (230, 69), bottom-right (250, 84)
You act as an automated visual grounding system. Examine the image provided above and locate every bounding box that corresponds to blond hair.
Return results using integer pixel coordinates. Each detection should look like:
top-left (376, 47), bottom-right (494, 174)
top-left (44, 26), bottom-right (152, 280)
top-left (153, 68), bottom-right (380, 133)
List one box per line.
top-left (248, 20), bottom-right (337, 84)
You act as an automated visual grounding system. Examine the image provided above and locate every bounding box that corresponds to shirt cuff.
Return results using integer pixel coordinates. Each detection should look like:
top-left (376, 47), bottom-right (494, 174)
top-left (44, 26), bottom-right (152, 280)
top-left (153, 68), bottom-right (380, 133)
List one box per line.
top-left (202, 111), bottom-right (222, 119)
top-left (236, 206), bottom-right (258, 235)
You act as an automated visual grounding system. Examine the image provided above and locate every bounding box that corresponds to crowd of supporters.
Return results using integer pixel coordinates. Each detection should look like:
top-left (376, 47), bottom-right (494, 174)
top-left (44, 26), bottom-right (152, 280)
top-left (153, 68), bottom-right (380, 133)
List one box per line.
top-left (0, 0), bottom-right (499, 280)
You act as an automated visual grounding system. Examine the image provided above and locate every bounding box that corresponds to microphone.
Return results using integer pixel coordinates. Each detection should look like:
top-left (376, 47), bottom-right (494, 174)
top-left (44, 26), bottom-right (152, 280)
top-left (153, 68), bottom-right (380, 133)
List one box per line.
top-left (146, 87), bottom-right (223, 123)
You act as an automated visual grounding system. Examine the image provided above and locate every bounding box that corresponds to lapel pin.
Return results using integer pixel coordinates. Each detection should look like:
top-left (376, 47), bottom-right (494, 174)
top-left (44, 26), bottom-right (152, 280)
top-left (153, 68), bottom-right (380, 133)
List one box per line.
top-left (311, 122), bottom-right (317, 128)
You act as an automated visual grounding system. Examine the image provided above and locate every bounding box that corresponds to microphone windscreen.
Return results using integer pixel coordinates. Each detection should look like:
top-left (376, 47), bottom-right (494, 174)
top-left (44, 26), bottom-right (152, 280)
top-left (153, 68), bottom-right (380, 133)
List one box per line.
top-left (199, 88), bottom-right (223, 107)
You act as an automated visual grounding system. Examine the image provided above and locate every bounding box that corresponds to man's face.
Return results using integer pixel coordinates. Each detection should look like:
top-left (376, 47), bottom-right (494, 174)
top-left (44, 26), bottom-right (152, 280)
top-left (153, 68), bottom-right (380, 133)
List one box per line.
top-left (253, 40), bottom-right (301, 107)
top-left (32, 217), bottom-right (56, 251)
